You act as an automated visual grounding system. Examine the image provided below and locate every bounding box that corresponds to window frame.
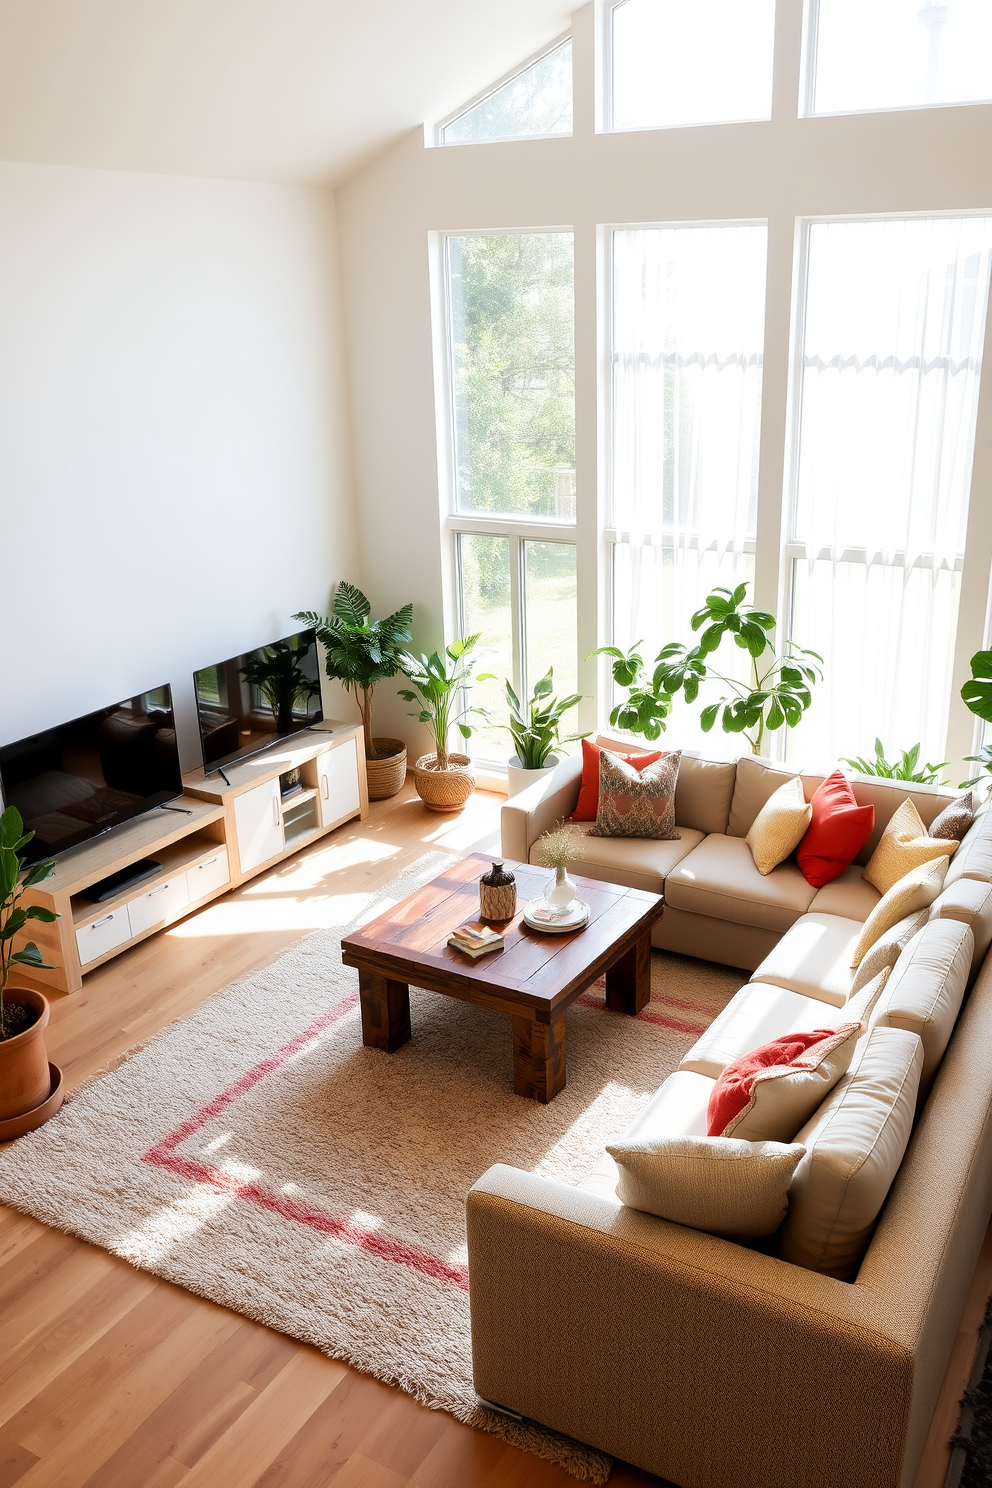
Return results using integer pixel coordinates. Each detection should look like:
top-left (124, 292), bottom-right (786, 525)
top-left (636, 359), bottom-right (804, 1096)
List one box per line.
top-left (434, 34), bottom-right (573, 148)
top-left (436, 229), bottom-right (579, 769)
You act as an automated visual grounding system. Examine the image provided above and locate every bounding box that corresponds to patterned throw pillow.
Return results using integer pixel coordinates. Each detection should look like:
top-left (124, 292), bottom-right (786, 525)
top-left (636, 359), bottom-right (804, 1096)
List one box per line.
top-left (929, 790), bottom-right (977, 842)
top-left (589, 749), bottom-right (682, 840)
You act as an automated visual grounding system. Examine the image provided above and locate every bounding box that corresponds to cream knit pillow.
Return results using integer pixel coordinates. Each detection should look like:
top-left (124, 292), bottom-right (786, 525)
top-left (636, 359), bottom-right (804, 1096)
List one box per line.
top-left (862, 798), bottom-right (958, 895)
top-left (746, 776), bottom-right (812, 876)
top-left (607, 1134), bottom-right (806, 1238)
top-left (850, 856), bottom-right (949, 968)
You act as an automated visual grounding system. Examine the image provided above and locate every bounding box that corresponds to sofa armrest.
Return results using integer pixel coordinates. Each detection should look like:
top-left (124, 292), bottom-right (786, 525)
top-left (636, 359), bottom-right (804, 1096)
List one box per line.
top-left (467, 1165), bottom-right (911, 1488)
top-left (500, 753), bottom-right (583, 863)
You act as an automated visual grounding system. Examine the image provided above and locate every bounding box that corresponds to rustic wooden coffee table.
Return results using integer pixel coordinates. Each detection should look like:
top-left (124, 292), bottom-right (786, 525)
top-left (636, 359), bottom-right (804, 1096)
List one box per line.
top-left (340, 853), bottom-right (664, 1103)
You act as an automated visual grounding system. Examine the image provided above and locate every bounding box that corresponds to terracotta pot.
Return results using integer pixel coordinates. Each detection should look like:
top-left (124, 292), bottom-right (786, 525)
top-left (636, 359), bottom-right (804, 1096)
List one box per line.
top-left (365, 738), bottom-right (407, 801)
top-left (0, 986), bottom-right (52, 1121)
top-left (413, 752), bottom-right (476, 813)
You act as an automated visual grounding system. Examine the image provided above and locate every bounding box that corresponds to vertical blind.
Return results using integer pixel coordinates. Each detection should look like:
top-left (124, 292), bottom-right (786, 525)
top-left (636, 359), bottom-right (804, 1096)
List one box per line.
top-left (789, 215), bottom-right (992, 767)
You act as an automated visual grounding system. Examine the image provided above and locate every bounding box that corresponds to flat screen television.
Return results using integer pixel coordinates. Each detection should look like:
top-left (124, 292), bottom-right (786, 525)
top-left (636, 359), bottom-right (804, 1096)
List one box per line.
top-left (193, 629), bottom-right (323, 773)
top-left (0, 686), bottom-right (183, 867)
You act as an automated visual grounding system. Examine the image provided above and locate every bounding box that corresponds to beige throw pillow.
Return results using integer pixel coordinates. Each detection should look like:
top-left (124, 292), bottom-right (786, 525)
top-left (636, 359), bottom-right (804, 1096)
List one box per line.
top-left (863, 798), bottom-right (958, 895)
top-left (849, 909), bottom-right (929, 993)
top-left (777, 1026), bottom-right (923, 1279)
top-left (721, 1024), bottom-right (860, 1143)
top-left (607, 1134), bottom-right (806, 1238)
top-left (746, 776), bottom-right (812, 876)
top-left (850, 856), bottom-right (949, 968)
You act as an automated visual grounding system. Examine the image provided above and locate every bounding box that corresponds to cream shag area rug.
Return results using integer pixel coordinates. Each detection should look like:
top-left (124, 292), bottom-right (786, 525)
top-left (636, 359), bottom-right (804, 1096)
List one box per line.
top-left (0, 852), bottom-right (744, 1482)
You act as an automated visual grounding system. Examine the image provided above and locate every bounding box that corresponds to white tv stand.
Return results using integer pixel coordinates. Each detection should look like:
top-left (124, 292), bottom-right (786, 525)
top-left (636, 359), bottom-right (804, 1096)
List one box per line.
top-left (16, 721), bottom-right (367, 995)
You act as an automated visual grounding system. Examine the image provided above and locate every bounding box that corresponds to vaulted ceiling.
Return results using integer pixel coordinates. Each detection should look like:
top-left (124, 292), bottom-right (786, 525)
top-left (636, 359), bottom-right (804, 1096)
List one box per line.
top-left (0, 0), bottom-right (576, 185)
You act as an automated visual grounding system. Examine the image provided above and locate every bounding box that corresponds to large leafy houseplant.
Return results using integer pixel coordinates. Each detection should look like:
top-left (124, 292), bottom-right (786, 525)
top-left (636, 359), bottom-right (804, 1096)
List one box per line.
top-left (841, 739), bottom-right (948, 786)
top-left (501, 669), bottom-right (583, 770)
top-left (591, 583), bottom-right (822, 754)
top-left (296, 583), bottom-right (413, 761)
top-left (239, 637), bottom-right (321, 736)
top-left (1, 806), bottom-right (58, 1040)
top-left (398, 635), bottom-right (487, 771)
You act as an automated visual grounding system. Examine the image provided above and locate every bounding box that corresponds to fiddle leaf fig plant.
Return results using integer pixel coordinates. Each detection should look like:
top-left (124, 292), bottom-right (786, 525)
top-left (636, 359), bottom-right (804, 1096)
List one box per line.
top-left (590, 584), bottom-right (823, 755)
top-left (0, 806), bottom-right (58, 1040)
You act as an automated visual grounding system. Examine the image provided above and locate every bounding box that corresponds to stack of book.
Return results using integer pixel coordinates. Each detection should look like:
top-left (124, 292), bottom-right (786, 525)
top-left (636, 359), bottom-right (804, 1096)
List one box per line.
top-left (447, 923), bottom-right (505, 958)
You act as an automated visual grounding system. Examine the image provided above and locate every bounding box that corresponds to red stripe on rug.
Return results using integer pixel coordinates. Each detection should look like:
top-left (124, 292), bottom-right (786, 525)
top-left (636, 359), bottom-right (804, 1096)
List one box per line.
top-left (574, 991), bottom-right (707, 1037)
top-left (142, 988), bottom-right (470, 1292)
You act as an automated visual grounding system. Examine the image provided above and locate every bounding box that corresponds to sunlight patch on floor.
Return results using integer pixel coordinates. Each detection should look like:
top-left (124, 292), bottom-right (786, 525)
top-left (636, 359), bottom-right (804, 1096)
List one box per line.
top-left (118, 1179), bottom-right (235, 1263)
top-left (166, 891), bottom-right (377, 936)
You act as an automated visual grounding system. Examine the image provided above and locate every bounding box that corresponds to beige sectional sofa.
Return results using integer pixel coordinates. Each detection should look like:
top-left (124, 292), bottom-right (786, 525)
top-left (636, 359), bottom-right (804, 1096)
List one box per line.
top-left (469, 743), bottom-right (992, 1488)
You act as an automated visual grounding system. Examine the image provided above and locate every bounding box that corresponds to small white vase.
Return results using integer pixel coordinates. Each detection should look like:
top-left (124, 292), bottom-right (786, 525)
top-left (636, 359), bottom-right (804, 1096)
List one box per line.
top-left (544, 864), bottom-right (577, 914)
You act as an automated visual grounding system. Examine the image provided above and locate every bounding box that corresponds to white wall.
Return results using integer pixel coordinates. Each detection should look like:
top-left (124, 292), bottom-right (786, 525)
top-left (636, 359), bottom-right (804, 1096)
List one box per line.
top-left (0, 161), bottom-right (354, 769)
top-left (335, 0), bottom-right (992, 770)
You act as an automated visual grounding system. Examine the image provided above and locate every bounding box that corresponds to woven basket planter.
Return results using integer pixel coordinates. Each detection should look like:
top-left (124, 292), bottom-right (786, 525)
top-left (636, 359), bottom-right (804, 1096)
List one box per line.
top-left (365, 738), bottom-right (407, 801)
top-left (413, 752), bottom-right (476, 813)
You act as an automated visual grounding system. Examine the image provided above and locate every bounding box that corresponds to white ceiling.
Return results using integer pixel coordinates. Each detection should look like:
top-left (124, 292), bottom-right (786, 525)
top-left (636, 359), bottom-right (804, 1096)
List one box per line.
top-left (0, 0), bottom-right (577, 187)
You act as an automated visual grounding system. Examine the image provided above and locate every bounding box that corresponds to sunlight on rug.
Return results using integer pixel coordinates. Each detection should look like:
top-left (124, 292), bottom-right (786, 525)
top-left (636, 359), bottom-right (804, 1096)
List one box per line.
top-left (0, 851), bottom-right (744, 1482)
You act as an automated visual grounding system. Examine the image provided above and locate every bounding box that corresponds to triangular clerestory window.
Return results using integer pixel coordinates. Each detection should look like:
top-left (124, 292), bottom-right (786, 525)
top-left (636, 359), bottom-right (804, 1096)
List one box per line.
top-left (439, 38), bottom-right (572, 145)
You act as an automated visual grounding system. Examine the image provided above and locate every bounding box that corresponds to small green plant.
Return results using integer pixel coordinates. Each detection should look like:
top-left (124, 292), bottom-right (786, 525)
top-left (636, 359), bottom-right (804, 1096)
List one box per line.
top-left (590, 583), bottom-right (822, 754)
top-left (398, 635), bottom-right (488, 770)
top-left (960, 743), bottom-right (992, 791)
top-left (500, 669), bottom-right (583, 769)
top-left (535, 822), bottom-right (583, 872)
top-left (296, 584), bottom-right (413, 759)
top-left (240, 637), bottom-right (321, 736)
top-left (841, 739), bottom-right (948, 785)
top-left (0, 807), bottom-right (58, 1040)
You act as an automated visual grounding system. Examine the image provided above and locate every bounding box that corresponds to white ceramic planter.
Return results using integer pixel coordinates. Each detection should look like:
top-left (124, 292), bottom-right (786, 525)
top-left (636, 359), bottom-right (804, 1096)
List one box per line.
top-left (506, 754), bottom-right (560, 799)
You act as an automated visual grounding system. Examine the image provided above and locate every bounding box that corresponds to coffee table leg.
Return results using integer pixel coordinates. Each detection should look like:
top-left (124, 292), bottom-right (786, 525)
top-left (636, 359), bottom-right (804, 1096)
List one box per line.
top-left (512, 1014), bottom-right (566, 1103)
top-left (605, 929), bottom-right (651, 1016)
top-left (359, 970), bottom-right (411, 1052)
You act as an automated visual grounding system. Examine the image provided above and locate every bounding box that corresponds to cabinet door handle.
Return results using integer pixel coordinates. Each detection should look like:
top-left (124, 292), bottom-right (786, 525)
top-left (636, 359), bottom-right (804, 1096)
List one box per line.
top-left (148, 884), bottom-right (169, 896)
top-left (321, 775), bottom-right (329, 799)
top-left (272, 794), bottom-right (281, 825)
top-left (93, 914), bottom-right (114, 927)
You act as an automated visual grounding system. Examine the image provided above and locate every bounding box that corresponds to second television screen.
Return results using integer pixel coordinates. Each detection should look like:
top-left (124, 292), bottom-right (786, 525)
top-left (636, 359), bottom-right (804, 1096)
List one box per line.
top-left (194, 630), bottom-right (323, 771)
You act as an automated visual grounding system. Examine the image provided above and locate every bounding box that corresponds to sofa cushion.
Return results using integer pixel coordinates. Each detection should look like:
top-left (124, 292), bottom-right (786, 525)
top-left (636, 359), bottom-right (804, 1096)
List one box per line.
top-left (529, 823), bottom-right (704, 895)
top-left (851, 856), bottom-right (949, 968)
top-left (607, 1134), bottom-right (806, 1238)
top-left (930, 790), bottom-right (978, 841)
top-left (874, 919), bottom-right (972, 1098)
top-left (750, 912), bottom-right (862, 1006)
top-left (589, 749), bottom-right (681, 840)
top-left (571, 738), bottom-right (665, 821)
top-left (808, 864), bottom-right (882, 922)
top-left (727, 756), bottom-right (801, 838)
top-left (665, 833), bottom-right (817, 933)
top-left (929, 878), bottom-right (992, 974)
top-left (592, 738), bottom-right (738, 836)
top-left (709, 1025), bottom-right (859, 1142)
top-left (862, 798), bottom-right (958, 895)
top-left (796, 770), bottom-right (875, 888)
top-left (747, 777), bottom-right (811, 875)
top-left (680, 973), bottom-right (889, 1080)
top-left (624, 1070), bottom-right (716, 1140)
top-left (849, 909), bottom-right (929, 994)
top-left (777, 1026), bottom-right (923, 1279)
top-left (945, 805), bottom-right (992, 886)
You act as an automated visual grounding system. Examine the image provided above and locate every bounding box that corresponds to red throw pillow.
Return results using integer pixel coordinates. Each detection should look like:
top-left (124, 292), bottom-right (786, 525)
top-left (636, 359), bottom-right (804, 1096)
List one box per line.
top-left (706, 1029), bottom-right (848, 1137)
top-left (796, 770), bottom-right (875, 889)
top-left (571, 738), bottom-right (664, 821)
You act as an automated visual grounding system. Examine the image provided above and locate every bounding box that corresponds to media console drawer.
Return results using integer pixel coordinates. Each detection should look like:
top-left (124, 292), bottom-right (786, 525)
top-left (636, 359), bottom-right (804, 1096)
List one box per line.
top-left (185, 849), bottom-right (230, 901)
top-left (127, 874), bottom-right (190, 936)
top-left (75, 906), bottom-right (133, 966)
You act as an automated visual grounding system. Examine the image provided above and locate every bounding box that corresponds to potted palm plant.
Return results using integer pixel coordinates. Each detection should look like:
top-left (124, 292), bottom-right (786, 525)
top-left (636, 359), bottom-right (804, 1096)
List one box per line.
top-left (501, 669), bottom-right (584, 797)
top-left (0, 805), bottom-right (62, 1138)
top-left (296, 584), bottom-right (414, 800)
top-left (398, 635), bottom-right (487, 812)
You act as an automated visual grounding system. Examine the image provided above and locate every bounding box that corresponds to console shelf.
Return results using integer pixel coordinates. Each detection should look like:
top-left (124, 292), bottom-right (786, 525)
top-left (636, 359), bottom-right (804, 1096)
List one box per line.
top-left (14, 720), bottom-right (368, 994)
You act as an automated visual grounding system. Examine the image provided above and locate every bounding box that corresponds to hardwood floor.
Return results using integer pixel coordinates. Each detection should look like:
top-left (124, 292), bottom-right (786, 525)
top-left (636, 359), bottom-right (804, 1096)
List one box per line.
top-left (0, 783), bottom-right (985, 1488)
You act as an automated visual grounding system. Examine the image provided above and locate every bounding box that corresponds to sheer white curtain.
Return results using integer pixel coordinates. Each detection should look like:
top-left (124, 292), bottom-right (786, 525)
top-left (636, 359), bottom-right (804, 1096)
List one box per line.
top-left (789, 216), bottom-right (992, 769)
top-left (611, 224), bottom-right (766, 749)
